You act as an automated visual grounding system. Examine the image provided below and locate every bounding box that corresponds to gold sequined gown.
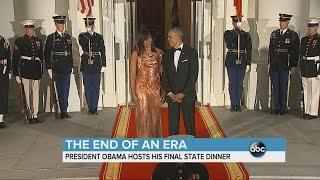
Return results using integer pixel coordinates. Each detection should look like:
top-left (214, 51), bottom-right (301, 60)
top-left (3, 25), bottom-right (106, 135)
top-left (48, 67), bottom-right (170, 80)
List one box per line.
top-left (135, 50), bottom-right (162, 138)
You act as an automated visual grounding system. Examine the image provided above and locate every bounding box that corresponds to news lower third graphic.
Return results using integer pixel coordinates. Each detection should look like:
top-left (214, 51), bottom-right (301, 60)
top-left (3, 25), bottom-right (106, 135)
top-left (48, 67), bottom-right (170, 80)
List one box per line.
top-left (62, 138), bottom-right (285, 163)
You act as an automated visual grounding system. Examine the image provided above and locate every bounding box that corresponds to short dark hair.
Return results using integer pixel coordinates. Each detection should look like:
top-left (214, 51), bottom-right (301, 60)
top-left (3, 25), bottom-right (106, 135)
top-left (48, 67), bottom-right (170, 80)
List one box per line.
top-left (168, 27), bottom-right (184, 37)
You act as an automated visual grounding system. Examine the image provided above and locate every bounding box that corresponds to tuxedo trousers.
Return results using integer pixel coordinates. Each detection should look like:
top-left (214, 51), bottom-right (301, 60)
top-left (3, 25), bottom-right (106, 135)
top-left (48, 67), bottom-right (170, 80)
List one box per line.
top-left (168, 97), bottom-right (195, 136)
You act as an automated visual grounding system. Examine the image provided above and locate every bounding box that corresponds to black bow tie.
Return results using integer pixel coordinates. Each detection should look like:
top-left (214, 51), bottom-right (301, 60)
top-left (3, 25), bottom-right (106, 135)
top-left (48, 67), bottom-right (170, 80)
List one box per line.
top-left (174, 47), bottom-right (182, 52)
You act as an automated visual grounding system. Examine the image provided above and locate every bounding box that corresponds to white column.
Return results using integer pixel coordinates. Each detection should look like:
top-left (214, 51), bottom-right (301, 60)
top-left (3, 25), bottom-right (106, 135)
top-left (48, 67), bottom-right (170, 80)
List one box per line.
top-left (246, 64), bottom-right (257, 109)
top-left (203, 0), bottom-right (213, 105)
top-left (243, 0), bottom-right (258, 110)
top-left (67, 0), bottom-right (81, 112)
top-left (101, 0), bottom-right (117, 107)
top-left (113, 1), bottom-right (127, 106)
top-left (210, 0), bottom-right (225, 106)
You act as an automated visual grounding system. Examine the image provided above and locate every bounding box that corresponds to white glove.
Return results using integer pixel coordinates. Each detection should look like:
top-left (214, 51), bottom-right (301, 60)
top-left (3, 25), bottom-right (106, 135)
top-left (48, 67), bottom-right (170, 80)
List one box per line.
top-left (101, 66), bottom-right (106, 73)
top-left (9, 74), bottom-right (12, 80)
top-left (71, 68), bottom-right (74, 74)
top-left (16, 76), bottom-right (21, 84)
top-left (245, 65), bottom-right (250, 72)
top-left (236, 22), bottom-right (242, 28)
top-left (48, 69), bottom-right (53, 79)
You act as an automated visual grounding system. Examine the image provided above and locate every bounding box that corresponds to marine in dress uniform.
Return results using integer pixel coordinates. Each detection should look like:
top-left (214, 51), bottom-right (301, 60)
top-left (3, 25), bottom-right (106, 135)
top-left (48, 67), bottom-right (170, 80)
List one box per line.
top-left (224, 15), bottom-right (252, 112)
top-left (12, 20), bottom-right (44, 124)
top-left (0, 35), bottom-right (11, 129)
top-left (268, 14), bottom-right (300, 115)
top-left (300, 19), bottom-right (320, 120)
top-left (78, 17), bottom-right (106, 115)
top-left (44, 16), bottom-right (73, 119)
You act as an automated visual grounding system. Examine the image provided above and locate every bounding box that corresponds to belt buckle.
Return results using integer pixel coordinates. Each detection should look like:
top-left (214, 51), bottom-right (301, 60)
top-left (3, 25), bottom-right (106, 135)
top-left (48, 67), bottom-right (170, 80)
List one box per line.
top-left (235, 59), bottom-right (242, 65)
top-left (88, 59), bottom-right (94, 65)
top-left (64, 51), bottom-right (68, 56)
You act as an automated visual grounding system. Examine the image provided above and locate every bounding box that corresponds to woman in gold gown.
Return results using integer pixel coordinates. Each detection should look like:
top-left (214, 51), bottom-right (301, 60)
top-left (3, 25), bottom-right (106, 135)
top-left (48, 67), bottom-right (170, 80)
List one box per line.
top-left (130, 30), bottom-right (163, 138)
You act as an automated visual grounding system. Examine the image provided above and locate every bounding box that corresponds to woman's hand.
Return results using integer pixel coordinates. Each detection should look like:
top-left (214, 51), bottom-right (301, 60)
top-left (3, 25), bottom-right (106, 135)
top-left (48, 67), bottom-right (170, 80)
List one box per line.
top-left (160, 88), bottom-right (166, 104)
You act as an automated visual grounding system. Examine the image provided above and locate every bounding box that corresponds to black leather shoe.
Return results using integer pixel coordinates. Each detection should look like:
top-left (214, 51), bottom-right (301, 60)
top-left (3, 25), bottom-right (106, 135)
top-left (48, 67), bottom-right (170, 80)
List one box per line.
top-left (65, 113), bottom-right (71, 118)
top-left (92, 108), bottom-right (98, 115)
top-left (61, 113), bottom-right (71, 119)
top-left (305, 115), bottom-right (317, 120)
top-left (236, 106), bottom-right (242, 112)
top-left (88, 108), bottom-right (93, 115)
top-left (88, 108), bottom-right (98, 115)
top-left (33, 118), bottom-right (42, 123)
top-left (272, 109), bottom-right (281, 115)
top-left (230, 106), bottom-right (236, 112)
top-left (300, 113), bottom-right (307, 119)
top-left (27, 118), bottom-right (37, 124)
top-left (0, 122), bottom-right (7, 129)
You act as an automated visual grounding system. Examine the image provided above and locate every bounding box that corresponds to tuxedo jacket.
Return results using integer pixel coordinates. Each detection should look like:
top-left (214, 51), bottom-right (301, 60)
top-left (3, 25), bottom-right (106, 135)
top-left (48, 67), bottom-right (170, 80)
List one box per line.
top-left (162, 45), bottom-right (199, 101)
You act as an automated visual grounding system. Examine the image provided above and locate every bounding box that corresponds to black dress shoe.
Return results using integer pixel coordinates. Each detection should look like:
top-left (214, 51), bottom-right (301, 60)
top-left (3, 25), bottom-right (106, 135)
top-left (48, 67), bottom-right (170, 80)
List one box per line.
top-left (272, 109), bottom-right (281, 115)
top-left (92, 108), bottom-right (98, 115)
top-left (27, 118), bottom-right (37, 124)
top-left (279, 109), bottom-right (288, 115)
top-left (301, 113), bottom-right (307, 119)
top-left (65, 113), bottom-right (71, 118)
top-left (236, 105), bottom-right (242, 112)
top-left (0, 122), bottom-right (7, 129)
top-left (230, 106), bottom-right (236, 112)
top-left (305, 115), bottom-right (317, 120)
top-left (61, 113), bottom-right (71, 119)
top-left (88, 108), bottom-right (93, 115)
top-left (33, 118), bottom-right (42, 123)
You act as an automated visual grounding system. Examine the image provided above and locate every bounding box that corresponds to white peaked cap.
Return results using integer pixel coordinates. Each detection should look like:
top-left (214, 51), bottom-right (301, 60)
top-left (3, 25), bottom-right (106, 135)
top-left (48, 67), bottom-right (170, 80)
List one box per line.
top-left (307, 18), bottom-right (319, 25)
top-left (20, 19), bottom-right (35, 27)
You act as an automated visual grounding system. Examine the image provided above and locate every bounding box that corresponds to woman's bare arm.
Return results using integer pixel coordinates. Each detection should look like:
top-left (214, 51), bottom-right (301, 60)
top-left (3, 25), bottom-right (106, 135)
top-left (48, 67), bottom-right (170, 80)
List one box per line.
top-left (130, 51), bottom-right (138, 98)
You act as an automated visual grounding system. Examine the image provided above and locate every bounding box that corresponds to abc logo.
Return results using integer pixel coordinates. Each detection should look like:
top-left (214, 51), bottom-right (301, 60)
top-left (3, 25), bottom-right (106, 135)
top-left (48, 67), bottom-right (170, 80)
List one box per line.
top-left (250, 142), bottom-right (266, 157)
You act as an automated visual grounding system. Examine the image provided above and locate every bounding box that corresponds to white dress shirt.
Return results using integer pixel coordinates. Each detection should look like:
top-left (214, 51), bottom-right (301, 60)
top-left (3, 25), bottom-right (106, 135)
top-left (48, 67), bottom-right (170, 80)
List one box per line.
top-left (56, 31), bottom-right (63, 37)
top-left (174, 43), bottom-right (184, 71)
top-left (280, 28), bottom-right (288, 35)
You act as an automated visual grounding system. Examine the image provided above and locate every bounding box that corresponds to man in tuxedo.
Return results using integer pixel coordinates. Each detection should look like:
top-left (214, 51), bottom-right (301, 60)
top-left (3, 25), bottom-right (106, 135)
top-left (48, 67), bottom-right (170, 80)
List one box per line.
top-left (162, 27), bottom-right (199, 136)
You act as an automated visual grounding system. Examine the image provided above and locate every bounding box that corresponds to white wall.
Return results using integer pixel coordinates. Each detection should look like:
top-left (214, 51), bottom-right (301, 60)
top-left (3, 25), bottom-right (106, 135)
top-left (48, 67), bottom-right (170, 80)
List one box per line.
top-left (0, 0), bottom-right (15, 39)
top-left (258, 0), bottom-right (310, 43)
top-left (309, 0), bottom-right (320, 18)
top-left (13, 0), bottom-right (58, 37)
